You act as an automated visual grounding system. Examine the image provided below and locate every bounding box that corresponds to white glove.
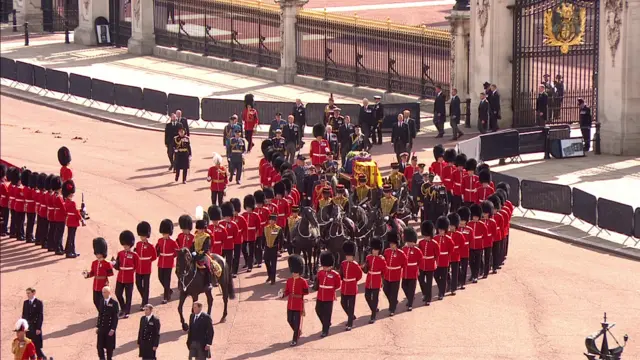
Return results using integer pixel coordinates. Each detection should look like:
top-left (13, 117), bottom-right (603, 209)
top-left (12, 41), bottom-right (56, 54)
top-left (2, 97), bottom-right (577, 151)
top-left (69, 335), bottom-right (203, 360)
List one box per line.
top-left (277, 288), bottom-right (284, 298)
top-left (191, 252), bottom-right (197, 257)
top-left (207, 176), bottom-right (212, 182)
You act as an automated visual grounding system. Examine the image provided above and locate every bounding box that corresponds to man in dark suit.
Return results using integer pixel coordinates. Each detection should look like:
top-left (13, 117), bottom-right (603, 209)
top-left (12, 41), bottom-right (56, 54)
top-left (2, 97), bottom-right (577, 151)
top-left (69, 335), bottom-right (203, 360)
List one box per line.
top-left (488, 84), bottom-right (501, 132)
top-left (433, 85), bottom-right (446, 138)
top-left (187, 302), bottom-right (214, 360)
top-left (578, 98), bottom-right (593, 152)
top-left (97, 286), bottom-right (119, 360)
top-left (372, 96), bottom-right (384, 145)
top-left (164, 114), bottom-right (181, 171)
top-left (176, 109), bottom-right (190, 136)
top-left (391, 113), bottom-right (410, 162)
top-left (292, 99), bottom-right (306, 143)
top-left (536, 84), bottom-right (549, 126)
top-left (402, 109), bottom-right (417, 153)
top-left (138, 304), bottom-right (161, 360)
top-left (358, 98), bottom-right (374, 143)
top-left (338, 115), bottom-right (355, 164)
top-left (283, 115), bottom-right (300, 164)
top-left (478, 92), bottom-right (490, 133)
top-left (449, 88), bottom-right (463, 140)
top-left (22, 287), bottom-right (48, 360)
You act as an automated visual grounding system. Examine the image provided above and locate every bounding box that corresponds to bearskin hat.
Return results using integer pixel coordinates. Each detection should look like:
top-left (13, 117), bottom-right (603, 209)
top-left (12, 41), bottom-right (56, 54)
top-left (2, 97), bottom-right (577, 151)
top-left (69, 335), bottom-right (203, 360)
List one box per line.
top-left (481, 200), bottom-right (495, 216)
top-left (288, 254), bottom-right (304, 274)
top-left (221, 202), bottom-right (234, 218)
top-left (282, 170), bottom-right (296, 186)
top-left (230, 198), bottom-right (242, 214)
top-left (28, 171), bottom-right (38, 189)
top-left (421, 220), bottom-right (434, 237)
top-left (280, 162), bottom-right (292, 173)
top-left (37, 172), bottom-right (47, 190)
top-left (470, 204), bottom-right (482, 219)
top-left (273, 157), bottom-right (285, 172)
top-left (195, 206), bottom-right (207, 230)
top-left (44, 174), bottom-right (54, 191)
top-left (179, 214), bottom-right (193, 231)
top-left (370, 237), bottom-right (383, 251)
top-left (20, 169), bottom-right (32, 187)
top-left (50, 176), bottom-right (62, 191)
top-left (448, 213), bottom-right (461, 228)
top-left (244, 93), bottom-right (255, 108)
top-left (342, 241), bottom-right (356, 256)
top-left (313, 123), bottom-right (325, 138)
top-left (457, 206), bottom-right (471, 222)
top-left (0, 163), bottom-right (6, 179)
top-left (119, 230), bottom-right (136, 247)
top-left (433, 144), bottom-right (445, 160)
top-left (319, 251), bottom-right (334, 267)
top-left (208, 205), bottom-right (222, 221)
top-left (281, 178), bottom-right (293, 193)
top-left (496, 182), bottom-right (511, 196)
top-left (176, 122), bottom-right (184, 131)
top-left (465, 158), bottom-right (478, 172)
top-left (93, 237), bottom-right (108, 257)
top-left (387, 231), bottom-right (399, 244)
top-left (444, 148), bottom-right (457, 163)
top-left (244, 194), bottom-right (256, 210)
top-left (263, 187), bottom-right (275, 199)
top-left (274, 182), bottom-right (286, 197)
top-left (61, 180), bottom-right (75, 198)
top-left (403, 227), bottom-right (418, 243)
top-left (488, 194), bottom-right (502, 210)
top-left (478, 170), bottom-right (491, 184)
top-left (495, 189), bottom-right (508, 205)
top-left (136, 221), bottom-right (152, 237)
top-left (436, 216), bottom-right (450, 231)
top-left (159, 219), bottom-right (174, 235)
top-left (8, 168), bottom-right (19, 185)
top-left (254, 190), bottom-right (265, 204)
top-left (58, 146), bottom-right (71, 166)
top-left (477, 163), bottom-right (490, 174)
top-left (454, 154), bottom-right (467, 167)
top-left (264, 148), bottom-right (275, 162)
top-left (261, 139), bottom-right (273, 155)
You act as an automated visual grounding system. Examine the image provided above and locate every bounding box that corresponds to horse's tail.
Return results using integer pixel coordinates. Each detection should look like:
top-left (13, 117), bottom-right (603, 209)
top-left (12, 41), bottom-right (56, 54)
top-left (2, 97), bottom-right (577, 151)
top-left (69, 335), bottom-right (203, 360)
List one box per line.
top-left (225, 260), bottom-right (236, 300)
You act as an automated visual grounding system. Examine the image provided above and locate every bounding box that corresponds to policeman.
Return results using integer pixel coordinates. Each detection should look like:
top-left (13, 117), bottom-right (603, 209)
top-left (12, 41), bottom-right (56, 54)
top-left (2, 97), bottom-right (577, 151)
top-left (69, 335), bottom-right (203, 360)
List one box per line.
top-left (137, 304), bottom-right (160, 360)
top-left (578, 98), bottom-right (593, 152)
top-left (229, 129), bottom-right (246, 185)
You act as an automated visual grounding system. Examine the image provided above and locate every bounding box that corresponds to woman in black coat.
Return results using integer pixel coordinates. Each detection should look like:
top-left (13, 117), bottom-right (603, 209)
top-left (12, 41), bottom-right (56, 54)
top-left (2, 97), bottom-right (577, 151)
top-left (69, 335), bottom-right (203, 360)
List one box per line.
top-left (173, 124), bottom-right (192, 184)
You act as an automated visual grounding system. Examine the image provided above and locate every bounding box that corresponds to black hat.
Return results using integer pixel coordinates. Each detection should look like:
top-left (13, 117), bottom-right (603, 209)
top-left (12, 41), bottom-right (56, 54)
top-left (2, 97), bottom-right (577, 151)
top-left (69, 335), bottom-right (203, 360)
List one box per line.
top-left (370, 237), bottom-right (383, 250)
top-left (50, 176), bottom-right (62, 191)
top-left (342, 241), bottom-right (356, 256)
top-left (269, 213), bottom-right (277, 221)
top-left (179, 214), bottom-right (193, 231)
top-left (383, 184), bottom-right (392, 192)
top-left (322, 186), bottom-right (331, 194)
top-left (320, 251), bottom-right (334, 267)
top-left (0, 163), bottom-right (6, 179)
top-left (313, 123), bottom-right (325, 138)
top-left (358, 174), bottom-right (367, 182)
top-left (447, 213), bottom-right (461, 228)
top-left (436, 216), bottom-right (450, 231)
top-left (7, 167), bottom-right (19, 185)
top-left (230, 198), bottom-right (242, 214)
top-left (288, 254), bottom-right (304, 274)
top-left (291, 205), bottom-right (300, 212)
top-left (36, 172), bottom-right (47, 190)
top-left (195, 206), bottom-right (208, 230)
top-left (282, 170), bottom-right (296, 185)
top-left (444, 148), bottom-right (457, 163)
top-left (280, 162), bottom-right (292, 173)
top-left (244, 194), bottom-right (256, 210)
top-left (119, 230), bottom-right (136, 247)
top-left (44, 174), bottom-right (54, 191)
top-left (297, 155), bottom-right (306, 161)
top-left (403, 227), bottom-right (418, 243)
top-left (20, 169), bottom-right (32, 187)
top-left (195, 220), bottom-right (208, 230)
top-left (262, 139), bottom-right (274, 155)
top-left (483, 81), bottom-right (491, 87)
top-left (254, 190), bottom-right (265, 205)
top-left (93, 237), bottom-right (108, 257)
top-left (137, 221), bottom-right (152, 237)
top-left (244, 93), bottom-right (255, 107)
top-left (421, 220), bottom-right (434, 237)
top-left (390, 162), bottom-right (399, 170)
top-left (457, 206), bottom-right (471, 222)
top-left (495, 189), bottom-right (508, 205)
top-left (273, 157), bottom-right (285, 172)
top-left (496, 182), bottom-right (511, 196)
top-left (411, 156), bottom-right (418, 161)
top-left (263, 187), bottom-right (275, 199)
top-left (221, 202), bottom-right (235, 218)
top-left (281, 178), bottom-right (293, 192)
top-left (159, 219), bottom-right (174, 235)
top-left (387, 231), bottom-right (399, 244)
top-left (488, 194), bottom-right (502, 210)
top-left (208, 205), bottom-right (222, 221)
top-left (478, 170), bottom-right (491, 184)
top-left (433, 144), bottom-right (445, 160)
top-left (58, 146), bottom-right (71, 166)
top-left (477, 163), bottom-right (490, 174)
top-left (336, 184), bottom-right (345, 193)
top-left (577, 98), bottom-right (585, 105)
top-left (418, 163), bottom-right (426, 169)
top-left (470, 204), bottom-right (482, 219)
top-left (481, 200), bottom-right (495, 216)
top-left (465, 158), bottom-right (478, 172)
top-left (274, 182), bottom-right (286, 196)
top-left (28, 171), bottom-right (38, 189)
top-left (61, 180), bottom-right (75, 198)
top-left (455, 154), bottom-right (467, 167)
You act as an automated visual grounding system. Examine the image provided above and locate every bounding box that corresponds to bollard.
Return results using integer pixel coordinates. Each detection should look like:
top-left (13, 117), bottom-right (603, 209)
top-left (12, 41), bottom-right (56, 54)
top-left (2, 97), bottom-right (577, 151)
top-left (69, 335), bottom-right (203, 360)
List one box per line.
top-left (543, 126), bottom-right (551, 159)
top-left (24, 22), bottom-right (29, 46)
top-left (594, 122), bottom-right (601, 155)
top-left (64, 20), bottom-right (70, 44)
top-left (12, 9), bottom-right (17, 32)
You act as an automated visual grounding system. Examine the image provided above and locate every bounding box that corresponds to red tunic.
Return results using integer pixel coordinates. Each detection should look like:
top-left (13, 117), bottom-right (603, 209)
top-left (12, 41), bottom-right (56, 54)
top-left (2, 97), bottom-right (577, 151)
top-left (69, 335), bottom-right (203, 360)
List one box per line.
top-left (339, 260), bottom-right (363, 295)
top-left (242, 108), bottom-right (260, 131)
top-left (365, 254), bottom-right (386, 289)
top-left (274, 198), bottom-right (290, 229)
top-left (88, 259), bottom-right (114, 291)
top-left (475, 184), bottom-right (495, 204)
top-left (451, 168), bottom-right (465, 196)
top-left (33, 189), bottom-right (41, 213)
top-left (265, 203), bottom-right (278, 217)
top-left (13, 338), bottom-right (37, 359)
top-left (24, 186), bottom-right (36, 213)
top-left (207, 223), bottom-right (227, 255)
top-left (60, 166), bottom-right (73, 182)
top-left (13, 185), bottom-right (25, 212)
top-left (134, 241), bottom-right (157, 275)
top-left (462, 173), bottom-right (478, 203)
top-left (285, 277), bottom-right (309, 311)
top-left (115, 250), bottom-right (139, 284)
top-left (316, 269), bottom-right (341, 301)
top-left (37, 191), bottom-right (48, 218)
top-left (402, 246), bottom-right (423, 279)
top-left (260, 162), bottom-right (273, 187)
top-left (383, 248), bottom-right (407, 282)
top-left (46, 192), bottom-right (55, 221)
top-left (493, 212), bottom-right (505, 241)
top-left (310, 139), bottom-right (330, 166)
top-left (434, 234), bottom-right (454, 268)
top-left (403, 166), bottom-right (419, 190)
top-left (481, 218), bottom-right (498, 248)
top-left (233, 215), bottom-right (247, 244)
top-left (468, 220), bottom-right (487, 250)
top-left (291, 188), bottom-right (301, 205)
top-left (254, 207), bottom-right (271, 237)
top-left (0, 182), bottom-right (8, 207)
top-left (241, 211), bottom-right (261, 242)
top-left (156, 237), bottom-right (179, 268)
top-left (176, 233), bottom-right (194, 249)
top-left (458, 225), bottom-right (473, 259)
top-left (418, 238), bottom-right (440, 272)
top-left (499, 207), bottom-right (512, 237)
top-left (219, 219), bottom-right (239, 250)
top-left (52, 194), bottom-right (66, 222)
top-left (429, 160), bottom-right (445, 177)
top-left (64, 199), bottom-right (82, 227)
top-left (442, 164), bottom-right (455, 192)
top-left (207, 166), bottom-right (228, 191)
top-left (449, 230), bottom-right (465, 263)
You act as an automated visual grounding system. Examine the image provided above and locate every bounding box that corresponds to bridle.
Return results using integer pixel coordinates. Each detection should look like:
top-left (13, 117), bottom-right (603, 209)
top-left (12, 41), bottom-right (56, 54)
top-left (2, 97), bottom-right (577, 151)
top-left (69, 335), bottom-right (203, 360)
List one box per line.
top-left (177, 249), bottom-right (197, 292)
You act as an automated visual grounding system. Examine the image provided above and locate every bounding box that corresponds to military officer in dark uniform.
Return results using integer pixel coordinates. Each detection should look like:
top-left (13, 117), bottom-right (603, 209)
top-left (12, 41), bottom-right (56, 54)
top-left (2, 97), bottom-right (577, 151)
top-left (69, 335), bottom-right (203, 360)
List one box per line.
top-left (449, 88), bottom-right (463, 140)
top-left (380, 184), bottom-right (398, 218)
top-left (488, 84), bottom-right (501, 132)
top-left (332, 184), bottom-right (350, 213)
top-left (578, 98), bottom-right (593, 152)
top-left (271, 129), bottom-right (286, 153)
top-left (173, 123), bottom-right (192, 184)
top-left (137, 304), bottom-right (160, 360)
top-left (302, 166), bottom-right (319, 207)
top-left (22, 287), bottom-right (48, 360)
top-left (425, 176), bottom-right (449, 222)
top-left (372, 96), bottom-right (384, 145)
top-left (97, 286), bottom-right (119, 360)
top-left (164, 116), bottom-right (181, 170)
top-left (553, 74), bottom-right (564, 119)
top-left (328, 108), bottom-right (345, 136)
top-left (229, 129), bottom-right (246, 185)
top-left (536, 84), bottom-right (549, 126)
top-left (293, 99), bottom-right (306, 143)
top-left (283, 115), bottom-right (300, 164)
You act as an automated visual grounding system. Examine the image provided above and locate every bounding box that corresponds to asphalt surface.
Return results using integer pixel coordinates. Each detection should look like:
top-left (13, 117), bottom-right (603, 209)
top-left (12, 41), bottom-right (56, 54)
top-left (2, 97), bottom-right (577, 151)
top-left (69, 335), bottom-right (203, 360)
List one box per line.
top-left (1, 95), bottom-right (639, 360)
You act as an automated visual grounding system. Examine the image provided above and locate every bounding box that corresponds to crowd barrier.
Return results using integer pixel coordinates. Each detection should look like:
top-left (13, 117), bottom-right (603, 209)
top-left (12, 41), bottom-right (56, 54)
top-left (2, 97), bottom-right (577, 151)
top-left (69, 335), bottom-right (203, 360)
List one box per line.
top-left (0, 57), bottom-right (420, 127)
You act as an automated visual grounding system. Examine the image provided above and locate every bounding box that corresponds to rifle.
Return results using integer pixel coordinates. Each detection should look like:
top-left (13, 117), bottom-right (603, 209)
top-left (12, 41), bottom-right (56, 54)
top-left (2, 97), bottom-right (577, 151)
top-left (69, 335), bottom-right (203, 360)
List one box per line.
top-left (80, 193), bottom-right (90, 220)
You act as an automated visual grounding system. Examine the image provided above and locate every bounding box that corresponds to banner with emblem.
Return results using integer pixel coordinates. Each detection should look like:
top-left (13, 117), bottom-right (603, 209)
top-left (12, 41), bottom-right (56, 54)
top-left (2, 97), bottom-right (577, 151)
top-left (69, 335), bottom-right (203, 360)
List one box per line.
top-left (353, 160), bottom-right (383, 188)
top-left (543, 1), bottom-right (587, 54)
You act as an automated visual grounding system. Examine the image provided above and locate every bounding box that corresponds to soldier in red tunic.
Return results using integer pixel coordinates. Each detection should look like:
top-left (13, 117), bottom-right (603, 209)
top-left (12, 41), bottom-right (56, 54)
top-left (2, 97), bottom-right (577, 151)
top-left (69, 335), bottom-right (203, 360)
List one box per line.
top-left (23, 171), bottom-right (38, 243)
top-left (401, 227), bottom-right (423, 311)
top-left (429, 145), bottom-right (446, 178)
top-left (418, 221), bottom-right (439, 305)
top-left (441, 148), bottom-right (457, 198)
top-left (220, 202), bottom-right (239, 270)
top-left (11, 319), bottom-right (37, 360)
top-left (242, 99), bottom-right (259, 152)
top-left (207, 205), bottom-right (227, 256)
top-left (134, 221), bottom-right (157, 310)
top-left (362, 237), bottom-right (386, 323)
top-left (456, 207), bottom-right (473, 289)
top-left (447, 213), bottom-right (464, 295)
top-left (62, 180), bottom-right (84, 258)
top-left (157, 219), bottom-right (179, 304)
top-left (279, 254), bottom-right (309, 346)
top-left (273, 182), bottom-right (290, 231)
top-left (434, 216), bottom-right (454, 300)
top-left (253, 191), bottom-right (271, 267)
top-left (113, 230), bottom-right (140, 318)
top-left (495, 187), bottom-right (512, 261)
top-left (339, 241), bottom-right (362, 331)
top-left (207, 152), bottom-right (228, 206)
top-left (230, 198), bottom-right (247, 277)
top-left (488, 195), bottom-right (505, 273)
top-left (35, 174), bottom-right (50, 249)
top-left (461, 158), bottom-right (478, 206)
top-left (475, 170), bottom-right (495, 204)
top-left (468, 204), bottom-right (487, 283)
top-left (242, 195), bottom-right (261, 272)
top-left (481, 200), bottom-right (498, 279)
top-left (0, 164), bottom-right (9, 236)
top-left (403, 156), bottom-right (419, 191)
top-left (83, 237), bottom-right (114, 312)
top-left (313, 251), bottom-right (341, 337)
top-left (11, 168), bottom-right (26, 241)
top-left (177, 215), bottom-right (194, 249)
top-left (58, 146), bottom-right (73, 182)
top-left (450, 154), bottom-right (467, 212)
top-left (383, 232), bottom-right (407, 316)
top-left (310, 123), bottom-right (330, 167)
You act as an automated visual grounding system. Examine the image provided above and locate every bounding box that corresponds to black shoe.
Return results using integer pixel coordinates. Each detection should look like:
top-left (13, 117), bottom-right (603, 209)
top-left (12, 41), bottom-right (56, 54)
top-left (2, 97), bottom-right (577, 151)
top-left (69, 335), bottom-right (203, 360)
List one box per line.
top-left (369, 318), bottom-right (375, 324)
top-left (232, 274), bottom-right (237, 278)
top-left (17, 236), bottom-right (25, 241)
top-left (407, 306), bottom-right (413, 311)
top-left (389, 312), bottom-right (395, 317)
top-left (426, 301), bottom-right (431, 306)
top-left (162, 299), bottom-right (168, 304)
top-left (140, 307), bottom-right (145, 312)
top-left (124, 313), bottom-right (129, 319)
top-left (460, 286), bottom-right (466, 290)
top-left (168, 165), bottom-right (173, 171)
top-left (482, 275), bottom-right (488, 279)
top-left (472, 278), bottom-right (478, 283)
top-left (256, 264), bottom-right (262, 268)
top-left (118, 311), bottom-right (125, 318)
top-left (65, 254), bottom-right (77, 258)
top-left (492, 270), bottom-right (498, 274)
top-left (438, 296), bottom-right (444, 300)
top-left (450, 291), bottom-right (456, 296)
top-left (246, 268), bottom-right (252, 273)
top-left (270, 280), bottom-right (275, 285)
top-left (435, 134), bottom-right (443, 138)
top-left (26, 239), bottom-right (34, 243)
top-left (55, 251), bottom-right (65, 256)
top-left (182, 181), bottom-right (186, 184)
top-left (346, 326), bottom-right (352, 331)
top-left (265, 278), bottom-right (271, 283)
top-left (458, 133), bottom-right (464, 139)
top-left (320, 332), bottom-right (327, 338)
top-left (290, 340), bottom-right (297, 347)
top-left (242, 264), bottom-right (248, 269)
top-left (236, 181), bottom-right (241, 185)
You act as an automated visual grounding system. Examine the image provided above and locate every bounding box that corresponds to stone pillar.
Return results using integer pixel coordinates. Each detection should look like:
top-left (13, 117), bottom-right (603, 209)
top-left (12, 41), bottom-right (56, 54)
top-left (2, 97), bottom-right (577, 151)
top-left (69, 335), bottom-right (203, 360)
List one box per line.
top-left (276, 0), bottom-right (308, 84)
top-left (469, 0), bottom-right (515, 128)
top-left (74, 0), bottom-right (110, 45)
top-left (598, 0), bottom-right (640, 155)
top-left (13, 0), bottom-right (42, 32)
top-left (448, 10), bottom-right (471, 101)
top-left (128, 0), bottom-right (155, 55)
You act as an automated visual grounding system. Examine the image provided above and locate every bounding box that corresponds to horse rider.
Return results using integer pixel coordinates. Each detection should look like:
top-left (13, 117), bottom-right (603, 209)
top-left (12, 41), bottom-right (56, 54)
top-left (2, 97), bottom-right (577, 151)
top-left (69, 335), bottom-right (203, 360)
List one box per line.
top-left (380, 184), bottom-right (398, 218)
top-left (286, 205), bottom-right (301, 254)
top-left (317, 186), bottom-right (333, 213)
top-left (352, 174), bottom-right (372, 206)
top-left (332, 184), bottom-right (350, 213)
top-left (191, 215), bottom-right (214, 290)
top-left (388, 163), bottom-right (407, 194)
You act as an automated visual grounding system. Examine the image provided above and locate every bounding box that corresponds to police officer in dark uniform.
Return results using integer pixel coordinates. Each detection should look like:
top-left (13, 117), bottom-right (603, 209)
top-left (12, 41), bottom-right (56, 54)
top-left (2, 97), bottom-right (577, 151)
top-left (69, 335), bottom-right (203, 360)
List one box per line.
top-left (137, 304), bottom-right (161, 360)
top-left (553, 74), bottom-right (564, 120)
top-left (373, 95), bottom-right (384, 145)
top-left (578, 98), bottom-right (593, 152)
top-left (536, 84), bottom-right (549, 126)
top-left (229, 129), bottom-right (246, 185)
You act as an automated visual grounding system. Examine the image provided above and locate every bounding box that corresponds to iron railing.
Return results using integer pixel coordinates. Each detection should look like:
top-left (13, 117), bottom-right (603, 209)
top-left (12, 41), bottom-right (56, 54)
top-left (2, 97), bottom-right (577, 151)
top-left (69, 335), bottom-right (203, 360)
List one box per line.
top-left (110, 0), bottom-right (132, 47)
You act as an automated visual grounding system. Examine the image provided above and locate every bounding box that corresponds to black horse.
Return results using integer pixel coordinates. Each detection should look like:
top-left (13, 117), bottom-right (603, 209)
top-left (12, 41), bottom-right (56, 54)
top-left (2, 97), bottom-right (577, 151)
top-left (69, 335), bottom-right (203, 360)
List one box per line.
top-left (319, 203), bottom-right (355, 267)
top-left (348, 203), bottom-right (369, 263)
top-left (175, 248), bottom-right (235, 330)
top-left (395, 185), bottom-right (418, 223)
top-left (367, 207), bottom-right (408, 249)
top-left (291, 206), bottom-right (322, 280)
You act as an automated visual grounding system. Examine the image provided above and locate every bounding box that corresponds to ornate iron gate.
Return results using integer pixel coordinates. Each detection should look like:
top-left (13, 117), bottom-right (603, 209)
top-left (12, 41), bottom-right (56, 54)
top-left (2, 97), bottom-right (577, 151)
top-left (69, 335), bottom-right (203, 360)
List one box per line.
top-left (42, 0), bottom-right (79, 32)
top-left (110, 0), bottom-right (131, 47)
top-left (512, 0), bottom-right (599, 127)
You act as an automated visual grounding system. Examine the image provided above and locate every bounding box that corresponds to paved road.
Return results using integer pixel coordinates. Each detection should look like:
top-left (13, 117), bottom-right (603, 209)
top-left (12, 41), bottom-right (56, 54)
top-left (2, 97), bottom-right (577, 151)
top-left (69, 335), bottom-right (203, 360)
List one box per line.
top-left (1, 96), bottom-right (639, 360)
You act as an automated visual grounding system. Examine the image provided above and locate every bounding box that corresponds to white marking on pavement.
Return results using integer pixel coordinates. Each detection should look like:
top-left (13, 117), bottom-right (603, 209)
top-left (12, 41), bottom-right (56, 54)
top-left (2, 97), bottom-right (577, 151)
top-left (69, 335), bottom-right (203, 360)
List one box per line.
top-left (311, 0), bottom-right (455, 13)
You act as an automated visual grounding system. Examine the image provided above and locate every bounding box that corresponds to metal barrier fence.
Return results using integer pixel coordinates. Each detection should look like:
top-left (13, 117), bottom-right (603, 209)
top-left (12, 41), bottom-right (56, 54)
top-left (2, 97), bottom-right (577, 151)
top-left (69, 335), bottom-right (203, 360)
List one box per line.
top-left (153, 0), bottom-right (281, 69)
top-left (295, 10), bottom-right (451, 98)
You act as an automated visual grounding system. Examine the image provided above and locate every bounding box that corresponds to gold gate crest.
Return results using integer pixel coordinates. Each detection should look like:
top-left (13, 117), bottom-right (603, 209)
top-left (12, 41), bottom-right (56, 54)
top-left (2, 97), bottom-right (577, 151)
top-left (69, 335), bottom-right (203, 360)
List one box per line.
top-left (543, 2), bottom-right (587, 54)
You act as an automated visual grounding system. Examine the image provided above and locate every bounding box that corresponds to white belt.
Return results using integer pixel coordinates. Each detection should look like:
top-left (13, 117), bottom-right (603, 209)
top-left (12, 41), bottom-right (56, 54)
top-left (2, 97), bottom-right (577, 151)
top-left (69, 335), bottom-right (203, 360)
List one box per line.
top-left (487, 233), bottom-right (493, 237)
top-left (407, 262), bottom-right (418, 266)
top-left (248, 227), bottom-right (256, 230)
top-left (423, 256), bottom-right (434, 259)
top-left (319, 285), bottom-right (333, 289)
top-left (440, 252), bottom-right (449, 255)
top-left (120, 267), bottom-right (134, 270)
top-left (227, 236), bottom-right (234, 239)
top-left (160, 253), bottom-right (173, 257)
top-left (464, 242), bottom-right (469, 245)
top-left (25, 200), bottom-right (34, 202)
top-left (343, 278), bottom-right (356, 282)
top-left (9, 197), bottom-right (15, 200)
top-left (312, 154), bottom-right (325, 157)
top-left (66, 213), bottom-right (77, 216)
top-left (387, 266), bottom-right (400, 270)
top-left (454, 182), bottom-right (461, 186)
top-left (140, 257), bottom-right (152, 260)
top-left (277, 214), bottom-right (285, 216)
top-left (213, 241), bottom-right (222, 244)
top-left (369, 271), bottom-right (381, 275)
top-left (474, 236), bottom-right (483, 239)
top-left (453, 246), bottom-right (459, 249)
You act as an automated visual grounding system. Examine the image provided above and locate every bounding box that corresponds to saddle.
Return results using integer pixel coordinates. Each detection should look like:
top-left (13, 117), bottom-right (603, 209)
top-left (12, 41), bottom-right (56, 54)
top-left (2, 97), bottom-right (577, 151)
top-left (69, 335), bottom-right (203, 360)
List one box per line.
top-left (196, 254), bottom-right (223, 278)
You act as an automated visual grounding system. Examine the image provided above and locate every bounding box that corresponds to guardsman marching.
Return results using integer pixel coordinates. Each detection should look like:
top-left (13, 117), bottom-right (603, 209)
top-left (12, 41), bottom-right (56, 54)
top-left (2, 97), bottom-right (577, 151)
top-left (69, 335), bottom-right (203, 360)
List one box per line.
top-left (462, 159), bottom-right (478, 207)
top-left (286, 205), bottom-right (301, 254)
top-left (283, 178), bottom-right (298, 210)
top-left (34, 173), bottom-right (49, 248)
top-left (332, 184), bottom-right (350, 213)
top-left (97, 286), bottom-right (119, 360)
top-left (230, 197), bottom-right (247, 276)
top-left (456, 207), bottom-right (473, 290)
top-left (383, 232), bottom-right (406, 316)
top-left (157, 219), bottom-right (179, 303)
top-left (84, 237), bottom-right (114, 311)
top-left (134, 221), bottom-right (157, 310)
top-left (62, 179), bottom-right (84, 258)
top-left (488, 195), bottom-right (505, 273)
top-left (207, 152), bottom-right (228, 206)
top-left (137, 304), bottom-right (160, 360)
top-left (313, 251), bottom-right (341, 337)
top-left (242, 195), bottom-right (261, 272)
top-left (475, 170), bottom-right (495, 204)
top-left (429, 145), bottom-right (446, 177)
top-left (279, 254), bottom-right (309, 346)
top-left (58, 146), bottom-right (73, 183)
top-left (447, 213), bottom-right (463, 295)
top-left (193, 206), bottom-right (215, 289)
top-left (24, 171), bottom-right (37, 244)
top-left (450, 154), bottom-right (467, 212)
top-left (362, 237), bottom-right (386, 323)
top-left (441, 148), bottom-right (457, 197)
top-left (310, 124), bottom-right (330, 167)
top-left (388, 163), bottom-right (407, 192)
top-left (207, 205), bottom-right (227, 257)
top-left (433, 216), bottom-right (454, 300)
top-left (495, 185), bottom-right (513, 260)
top-left (0, 164), bottom-right (9, 236)
top-left (380, 184), bottom-right (398, 218)
top-left (21, 287), bottom-right (47, 360)
top-left (253, 191), bottom-right (271, 268)
top-left (417, 221), bottom-right (439, 305)
top-left (352, 174), bottom-right (371, 205)
top-left (12, 168), bottom-right (26, 241)
top-left (220, 202), bottom-right (240, 272)
top-left (340, 241), bottom-right (363, 331)
top-left (229, 129), bottom-right (246, 185)
top-left (263, 214), bottom-right (283, 285)
top-left (403, 156), bottom-right (419, 191)
top-left (401, 228), bottom-right (423, 311)
top-left (467, 204), bottom-right (487, 283)
top-left (113, 230), bottom-right (140, 318)
top-left (12, 319), bottom-right (37, 360)
top-left (317, 186), bottom-right (333, 213)
top-left (273, 182), bottom-right (291, 232)
top-left (480, 200), bottom-right (497, 278)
